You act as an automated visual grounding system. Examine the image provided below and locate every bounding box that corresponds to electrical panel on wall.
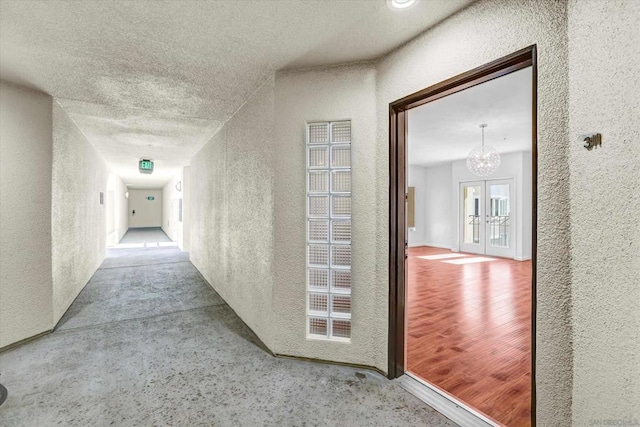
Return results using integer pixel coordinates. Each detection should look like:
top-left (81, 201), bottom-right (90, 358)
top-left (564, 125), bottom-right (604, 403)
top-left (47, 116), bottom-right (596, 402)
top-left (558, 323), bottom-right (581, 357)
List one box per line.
top-left (306, 121), bottom-right (352, 341)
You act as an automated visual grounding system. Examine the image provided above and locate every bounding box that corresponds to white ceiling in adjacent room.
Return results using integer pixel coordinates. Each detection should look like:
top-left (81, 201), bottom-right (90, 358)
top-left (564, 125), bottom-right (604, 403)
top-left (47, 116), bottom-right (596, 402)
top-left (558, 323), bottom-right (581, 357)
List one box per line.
top-left (0, 0), bottom-right (473, 188)
top-left (408, 67), bottom-right (532, 167)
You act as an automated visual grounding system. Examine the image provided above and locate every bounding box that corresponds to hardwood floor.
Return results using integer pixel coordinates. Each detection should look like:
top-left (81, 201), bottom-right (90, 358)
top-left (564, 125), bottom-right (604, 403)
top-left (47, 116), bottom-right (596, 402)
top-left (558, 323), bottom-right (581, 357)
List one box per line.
top-left (406, 246), bottom-right (531, 427)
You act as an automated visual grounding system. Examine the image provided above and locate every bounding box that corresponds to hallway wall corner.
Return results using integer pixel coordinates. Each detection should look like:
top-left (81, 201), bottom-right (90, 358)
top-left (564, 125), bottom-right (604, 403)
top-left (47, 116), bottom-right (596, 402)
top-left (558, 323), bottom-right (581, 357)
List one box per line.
top-left (51, 101), bottom-right (109, 324)
top-left (0, 81), bottom-right (54, 348)
top-left (188, 76), bottom-right (277, 351)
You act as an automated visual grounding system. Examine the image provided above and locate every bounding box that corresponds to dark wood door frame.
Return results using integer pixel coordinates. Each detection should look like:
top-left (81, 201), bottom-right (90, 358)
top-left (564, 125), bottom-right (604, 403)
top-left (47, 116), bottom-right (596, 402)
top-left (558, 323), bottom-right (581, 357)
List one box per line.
top-left (388, 45), bottom-right (538, 421)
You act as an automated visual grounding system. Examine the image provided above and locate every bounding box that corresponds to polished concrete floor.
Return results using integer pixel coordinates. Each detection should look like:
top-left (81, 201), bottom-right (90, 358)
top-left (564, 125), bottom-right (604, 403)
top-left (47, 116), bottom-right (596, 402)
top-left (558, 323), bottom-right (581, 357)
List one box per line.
top-left (0, 247), bottom-right (455, 426)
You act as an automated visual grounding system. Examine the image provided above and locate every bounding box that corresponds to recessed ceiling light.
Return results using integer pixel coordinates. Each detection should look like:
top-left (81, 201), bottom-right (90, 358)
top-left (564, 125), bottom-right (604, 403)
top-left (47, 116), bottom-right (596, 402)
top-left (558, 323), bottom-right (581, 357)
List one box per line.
top-left (387, 0), bottom-right (419, 10)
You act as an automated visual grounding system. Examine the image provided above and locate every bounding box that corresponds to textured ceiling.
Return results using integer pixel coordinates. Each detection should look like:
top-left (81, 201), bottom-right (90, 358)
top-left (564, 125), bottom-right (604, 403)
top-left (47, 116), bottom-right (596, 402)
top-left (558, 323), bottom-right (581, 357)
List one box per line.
top-left (1, 0), bottom-right (472, 187)
top-left (56, 98), bottom-right (223, 188)
top-left (408, 67), bottom-right (532, 167)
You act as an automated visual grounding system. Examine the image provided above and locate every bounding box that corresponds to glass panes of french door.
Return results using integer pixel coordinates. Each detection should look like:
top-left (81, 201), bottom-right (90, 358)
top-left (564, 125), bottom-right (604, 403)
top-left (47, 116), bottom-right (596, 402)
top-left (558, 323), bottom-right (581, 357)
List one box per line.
top-left (460, 179), bottom-right (515, 258)
top-left (306, 121), bottom-right (351, 340)
top-left (489, 183), bottom-right (510, 248)
top-left (463, 185), bottom-right (482, 244)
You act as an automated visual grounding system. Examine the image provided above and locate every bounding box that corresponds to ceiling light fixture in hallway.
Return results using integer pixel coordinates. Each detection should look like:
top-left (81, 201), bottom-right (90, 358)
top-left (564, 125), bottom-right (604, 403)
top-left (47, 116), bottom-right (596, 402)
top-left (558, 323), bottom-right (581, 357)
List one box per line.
top-left (387, 0), bottom-right (420, 10)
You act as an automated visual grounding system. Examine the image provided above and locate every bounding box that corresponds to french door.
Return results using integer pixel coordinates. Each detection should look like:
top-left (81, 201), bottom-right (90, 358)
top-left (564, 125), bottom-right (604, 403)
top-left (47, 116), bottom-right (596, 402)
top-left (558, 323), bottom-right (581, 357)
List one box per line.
top-left (459, 179), bottom-right (515, 258)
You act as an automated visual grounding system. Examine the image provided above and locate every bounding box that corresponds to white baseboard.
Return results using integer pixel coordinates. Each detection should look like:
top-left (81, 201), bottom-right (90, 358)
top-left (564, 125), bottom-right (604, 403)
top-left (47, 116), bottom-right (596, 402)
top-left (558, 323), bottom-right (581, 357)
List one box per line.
top-left (408, 242), bottom-right (453, 249)
top-left (396, 374), bottom-right (498, 427)
top-left (408, 242), bottom-right (428, 248)
top-left (424, 243), bottom-right (452, 250)
top-left (514, 256), bottom-right (532, 261)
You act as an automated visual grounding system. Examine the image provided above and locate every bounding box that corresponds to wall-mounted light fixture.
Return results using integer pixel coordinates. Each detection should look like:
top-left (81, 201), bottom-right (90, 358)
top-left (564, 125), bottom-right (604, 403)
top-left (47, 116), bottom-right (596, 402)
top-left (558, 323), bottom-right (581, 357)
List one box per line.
top-left (175, 180), bottom-right (182, 192)
top-left (125, 191), bottom-right (129, 199)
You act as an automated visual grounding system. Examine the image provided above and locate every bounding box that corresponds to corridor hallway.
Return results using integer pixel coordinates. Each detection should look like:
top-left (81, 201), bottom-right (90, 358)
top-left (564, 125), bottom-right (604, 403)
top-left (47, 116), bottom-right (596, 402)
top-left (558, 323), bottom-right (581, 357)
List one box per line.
top-left (0, 247), bottom-right (454, 426)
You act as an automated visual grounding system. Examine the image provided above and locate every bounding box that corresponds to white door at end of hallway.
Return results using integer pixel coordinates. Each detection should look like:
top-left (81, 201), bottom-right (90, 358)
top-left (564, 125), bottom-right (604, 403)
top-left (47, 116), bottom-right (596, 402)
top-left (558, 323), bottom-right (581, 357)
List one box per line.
top-left (128, 189), bottom-right (162, 228)
top-left (459, 179), bottom-right (515, 258)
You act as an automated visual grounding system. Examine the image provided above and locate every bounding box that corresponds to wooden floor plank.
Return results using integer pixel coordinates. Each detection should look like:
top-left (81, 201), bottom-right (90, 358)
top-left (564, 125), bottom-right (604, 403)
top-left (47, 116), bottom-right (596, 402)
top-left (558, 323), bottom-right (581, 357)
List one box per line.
top-left (406, 246), bottom-right (532, 427)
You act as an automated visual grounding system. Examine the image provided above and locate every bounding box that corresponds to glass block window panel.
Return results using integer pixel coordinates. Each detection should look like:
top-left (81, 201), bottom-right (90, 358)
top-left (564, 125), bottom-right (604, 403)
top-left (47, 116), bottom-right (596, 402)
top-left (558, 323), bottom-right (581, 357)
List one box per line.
top-left (331, 295), bottom-right (351, 315)
top-left (332, 319), bottom-right (351, 339)
top-left (331, 245), bottom-right (351, 268)
top-left (309, 123), bottom-right (329, 144)
top-left (308, 244), bottom-right (328, 267)
top-left (331, 145), bottom-right (351, 168)
top-left (309, 293), bottom-right (328, 315)
top-left (331, 196), bottom-right (351, 217)
top-left (306, 121), bottom-right (351, 341)
top-left (308, 146), bottom-right (329, 169)
top-left (331, 170), bottom-right (351, 193)
top-left (308, 268), bottom-right (329, 291)
top-left (308, 195), bottom-right (329, 218)
top-left (331, 121), bottom-right (351, 143)
top-left (331, 220), bottom-right (351, 243)
top-left (308, 220), bottom-right (329, 243)
top-left (309, 317), bottom-right (328, 337)
top-left (308, 171), bottom-right (328, 193)
top-left (331, 270), bottom-right (351, 292)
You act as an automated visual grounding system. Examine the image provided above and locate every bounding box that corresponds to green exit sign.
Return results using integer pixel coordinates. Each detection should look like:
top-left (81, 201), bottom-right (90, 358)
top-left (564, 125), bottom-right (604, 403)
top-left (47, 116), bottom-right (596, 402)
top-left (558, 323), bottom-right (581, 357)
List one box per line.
top-left (147, 196), bottom-right (155, 201)
top-left (139, 159), bottom-right (154, 174)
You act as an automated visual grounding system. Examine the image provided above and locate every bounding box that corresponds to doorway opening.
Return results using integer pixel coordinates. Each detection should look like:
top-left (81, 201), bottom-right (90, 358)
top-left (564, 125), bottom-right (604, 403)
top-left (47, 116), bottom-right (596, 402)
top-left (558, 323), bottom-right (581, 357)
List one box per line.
top-left (389, 47), bottom-right (537, 426)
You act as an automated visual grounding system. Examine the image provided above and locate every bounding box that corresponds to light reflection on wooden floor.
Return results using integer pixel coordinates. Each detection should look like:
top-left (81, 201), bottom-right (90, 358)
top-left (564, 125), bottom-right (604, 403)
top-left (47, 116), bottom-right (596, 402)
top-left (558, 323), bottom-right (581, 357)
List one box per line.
top-left (406, 246), bottom-right (532, 427)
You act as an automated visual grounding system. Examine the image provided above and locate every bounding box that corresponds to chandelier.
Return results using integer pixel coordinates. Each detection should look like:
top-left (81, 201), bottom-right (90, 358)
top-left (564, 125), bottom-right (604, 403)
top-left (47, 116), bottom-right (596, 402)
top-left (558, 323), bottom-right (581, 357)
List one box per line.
top-left (467, 124), bottom-right (500, 177)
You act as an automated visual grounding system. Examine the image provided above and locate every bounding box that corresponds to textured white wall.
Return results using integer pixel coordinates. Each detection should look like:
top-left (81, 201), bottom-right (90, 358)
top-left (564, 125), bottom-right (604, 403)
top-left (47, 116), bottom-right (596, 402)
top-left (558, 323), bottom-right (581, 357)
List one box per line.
top-left (408, 164), bottom-right (456, 249)
top-left (424, 164), bottom-right (454, 249)
top-left (105, 174), bottom-right (116, 246)
top-left (189, 79), bottom-right (275, 349)
top-left (52, 102), bottom-right (109, 323)
top-left (179, 2), bottom-right (639, 425)
top-left (115, 177), bottom-right (128, 243)
top-left (0, 82), bottom-right (53, 348)
top-left (375, 0), bottom-right (571, 424)
top-left (273, 64), bottom-right (381, 368)
top-left (181, 166), bottom-right (190, 253)
top-left (568, 0), bottom-right (640, 423)
top-left (161, 173), bottom-right (183, 245)
top-left (128, 189), bottom-right (162, 228)
top-left (421, 164), bottom-right (454, 249)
